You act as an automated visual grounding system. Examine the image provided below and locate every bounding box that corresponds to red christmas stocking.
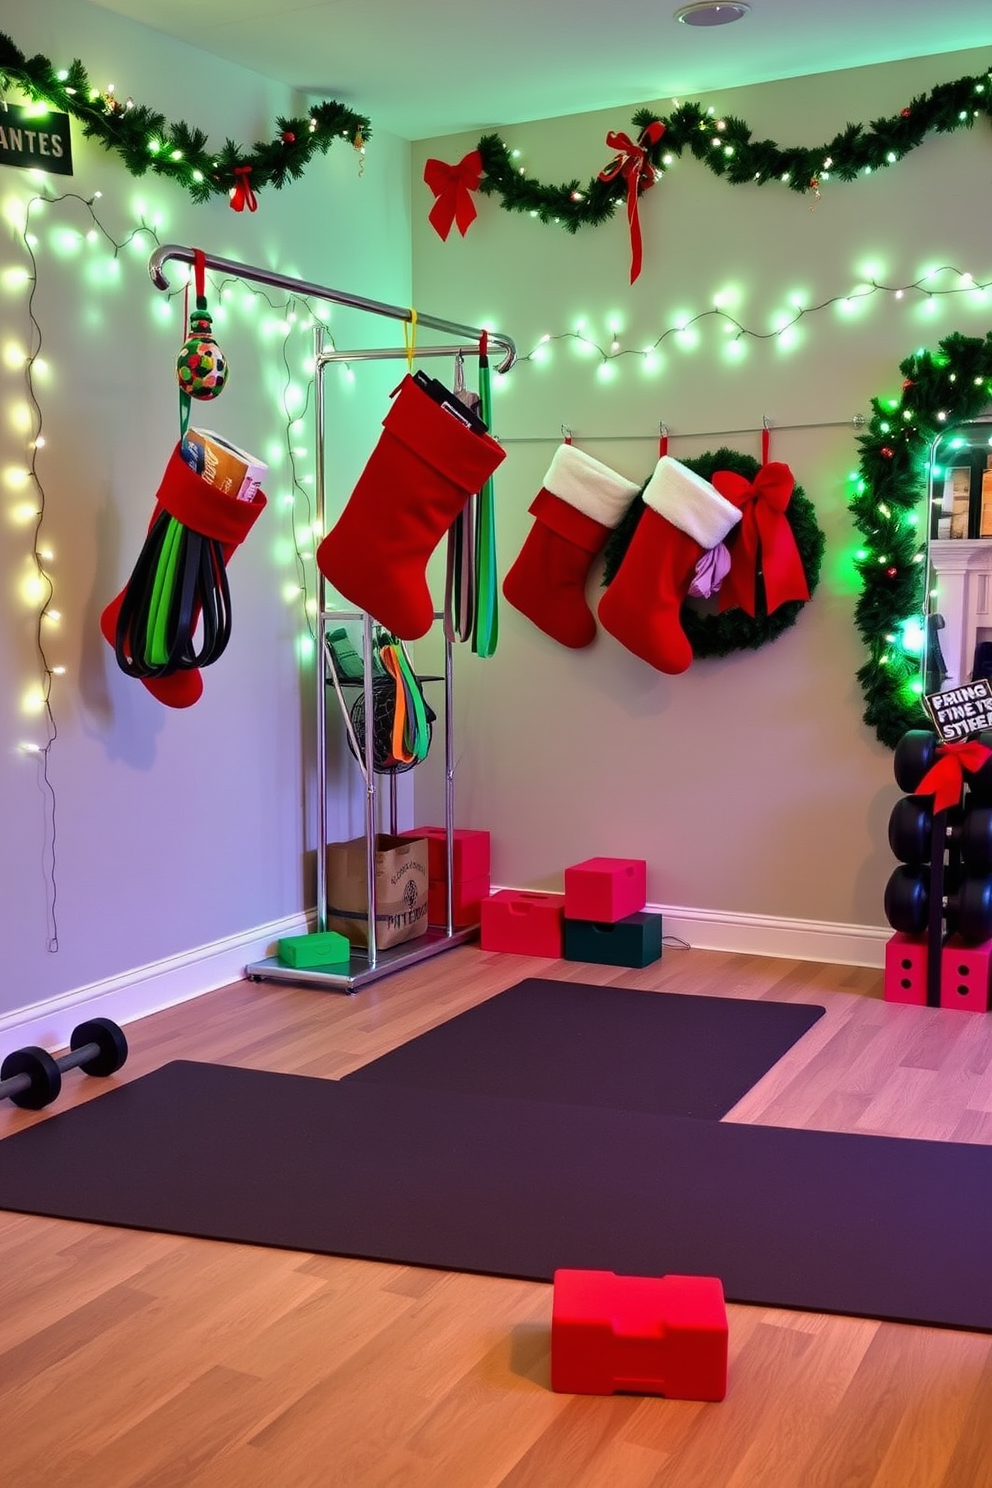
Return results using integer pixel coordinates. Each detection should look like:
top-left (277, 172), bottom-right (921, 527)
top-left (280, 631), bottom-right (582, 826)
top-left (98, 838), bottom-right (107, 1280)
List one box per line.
top-left (598, 456), bottom-right (741, 675)
top-left (100, 446), bottom-right (266, 708)
top-left (316, 375), bottom-right (505, 641)
top-left (502, 444), bottom-right (639, 648)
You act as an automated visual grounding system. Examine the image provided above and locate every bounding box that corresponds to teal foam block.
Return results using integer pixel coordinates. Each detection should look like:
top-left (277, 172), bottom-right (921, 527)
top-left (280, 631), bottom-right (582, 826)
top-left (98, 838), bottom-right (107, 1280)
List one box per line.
top-left (563, 911), bottom-right (663, 968)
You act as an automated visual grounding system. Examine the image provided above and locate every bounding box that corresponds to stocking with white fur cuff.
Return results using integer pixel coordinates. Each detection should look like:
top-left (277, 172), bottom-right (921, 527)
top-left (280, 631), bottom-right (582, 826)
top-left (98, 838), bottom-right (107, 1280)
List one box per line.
top-left (598, 455), bottom-right (741, 674)
top-left (502, 444), bottom-right (639, 648)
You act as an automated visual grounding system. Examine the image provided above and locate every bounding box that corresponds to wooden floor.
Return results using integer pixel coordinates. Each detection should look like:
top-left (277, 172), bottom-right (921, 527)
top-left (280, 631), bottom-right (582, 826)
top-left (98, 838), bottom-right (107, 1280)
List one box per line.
top-left (2, 943), bottom-right (992, 1488)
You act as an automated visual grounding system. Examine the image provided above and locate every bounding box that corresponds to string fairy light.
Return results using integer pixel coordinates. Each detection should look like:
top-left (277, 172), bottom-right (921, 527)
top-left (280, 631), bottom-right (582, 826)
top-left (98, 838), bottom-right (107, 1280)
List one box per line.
top-left (7, 188), bottom-right (332, 947)
top-left (510, 266), bottom-right (992, 372)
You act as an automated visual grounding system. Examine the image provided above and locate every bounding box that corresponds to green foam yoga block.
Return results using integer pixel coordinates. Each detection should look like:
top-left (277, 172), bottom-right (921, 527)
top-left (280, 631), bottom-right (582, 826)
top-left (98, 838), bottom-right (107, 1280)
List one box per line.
top-left (277, 930), bottom-right (351, 969)
top-left (563, 911), bottom-right (663, 969)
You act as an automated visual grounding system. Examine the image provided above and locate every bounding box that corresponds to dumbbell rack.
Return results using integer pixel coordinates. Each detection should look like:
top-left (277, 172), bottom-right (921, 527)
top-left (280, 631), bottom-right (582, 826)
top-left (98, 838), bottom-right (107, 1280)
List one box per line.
top-left (884, 729), bottom-right (992, 1010)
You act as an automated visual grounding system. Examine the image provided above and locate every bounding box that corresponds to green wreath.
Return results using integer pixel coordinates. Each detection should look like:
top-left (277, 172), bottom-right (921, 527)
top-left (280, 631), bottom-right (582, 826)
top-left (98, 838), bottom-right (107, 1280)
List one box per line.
top-left (601, 447), bottom-right (824, 658)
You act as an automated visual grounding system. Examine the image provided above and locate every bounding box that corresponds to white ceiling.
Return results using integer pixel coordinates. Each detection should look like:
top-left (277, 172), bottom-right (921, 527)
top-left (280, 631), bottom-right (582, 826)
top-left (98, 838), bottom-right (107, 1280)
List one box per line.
top-left (88, 0), bottom-right (991, 140)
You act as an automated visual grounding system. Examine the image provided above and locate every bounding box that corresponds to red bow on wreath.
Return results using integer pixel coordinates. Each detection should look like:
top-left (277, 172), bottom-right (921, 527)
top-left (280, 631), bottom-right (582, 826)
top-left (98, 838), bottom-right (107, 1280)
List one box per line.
top-left (915, 740), bottom-right (992, 813)
top-left (230, 165), bottom-right (258, 213)
top-left (597, 121), bottom-right (665, 284)
top-left (423, 150), bottom-right (484, 240)
top-left (710, 463), bottom-right (810, 617)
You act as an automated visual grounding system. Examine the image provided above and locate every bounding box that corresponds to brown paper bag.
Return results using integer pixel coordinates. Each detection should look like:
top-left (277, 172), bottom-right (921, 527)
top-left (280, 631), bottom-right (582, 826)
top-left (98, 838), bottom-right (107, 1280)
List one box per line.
top-left (325, 834), bottom-right (429, 948)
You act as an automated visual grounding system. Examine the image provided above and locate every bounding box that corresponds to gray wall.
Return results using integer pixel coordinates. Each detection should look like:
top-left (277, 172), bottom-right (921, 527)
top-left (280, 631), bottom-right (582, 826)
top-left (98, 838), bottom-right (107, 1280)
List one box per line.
top-left (1, 0), bottom-right (412, 1028)
top-left (409, 49), bottom-right (992, 939)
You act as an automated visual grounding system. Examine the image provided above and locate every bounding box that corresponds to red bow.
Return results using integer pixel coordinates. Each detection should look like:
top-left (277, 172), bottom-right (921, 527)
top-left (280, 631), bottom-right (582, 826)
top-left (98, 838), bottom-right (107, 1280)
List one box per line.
top-left (230, 166), bottom-right (258, 213)
top-left (915, 741), bottom-right (992, 813)
top-left (710, 463), bottom-right (809, 617)
top-left (423, 150), bottom-right (483, 241)
top-left (597, 122), bottom-right (665, 284)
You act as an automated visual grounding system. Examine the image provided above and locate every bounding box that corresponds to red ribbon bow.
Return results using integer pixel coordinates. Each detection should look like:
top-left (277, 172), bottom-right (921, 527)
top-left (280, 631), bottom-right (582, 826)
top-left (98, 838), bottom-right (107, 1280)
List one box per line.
top-left (597, 121), bottom-right (665, 284)
top-left (710, 462), bottom-right (810, 617)
top-left (915, 740), bottom-right (992, 813)
top-left (423, 150), bottom-right (483, 241)
top-left (230, 165), bottom-right (258, 214)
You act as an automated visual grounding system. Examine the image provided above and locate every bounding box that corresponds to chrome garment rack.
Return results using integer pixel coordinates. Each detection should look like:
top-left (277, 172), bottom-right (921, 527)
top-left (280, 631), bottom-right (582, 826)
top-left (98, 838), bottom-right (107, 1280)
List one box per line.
top-left (148, 245), bottom-right (516, 992)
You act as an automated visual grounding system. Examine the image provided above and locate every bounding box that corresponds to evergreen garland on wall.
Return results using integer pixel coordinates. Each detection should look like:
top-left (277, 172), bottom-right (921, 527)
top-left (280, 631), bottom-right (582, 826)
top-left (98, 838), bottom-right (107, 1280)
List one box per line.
top-left (475, 65), bottom-right (992, 228)
top-left (0, 31), bottom-right (370, 207)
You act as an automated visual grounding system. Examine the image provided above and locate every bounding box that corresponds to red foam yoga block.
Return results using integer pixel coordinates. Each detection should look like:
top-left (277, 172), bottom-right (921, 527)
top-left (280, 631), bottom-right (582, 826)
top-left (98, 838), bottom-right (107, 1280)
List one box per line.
top-left (940, 934), bottom-right (992, 1012)
top-left (883, 931), bottom-right (928, 1005)
top-left (398, 826), bottom-right (490, 883)
top-left (551, 1269), bottom-right (728, 1400)
top-left (428, 874), bottom-right (490, 928)
top-left (480, 890), bottom-right (564, 957)
top-left (563, 857), bottom-right (647, 923)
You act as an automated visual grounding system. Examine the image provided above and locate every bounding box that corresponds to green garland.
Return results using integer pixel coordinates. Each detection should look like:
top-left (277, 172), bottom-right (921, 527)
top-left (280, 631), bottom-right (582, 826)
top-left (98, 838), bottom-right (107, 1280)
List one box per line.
top-left (0, 32), bottom-right (370, 205)
top-left (476, 63), bottom-right (992, 229)
top-left (601, 448), bottom-right (824, 657)
top-left (851, 331), bottom-right (992, 749)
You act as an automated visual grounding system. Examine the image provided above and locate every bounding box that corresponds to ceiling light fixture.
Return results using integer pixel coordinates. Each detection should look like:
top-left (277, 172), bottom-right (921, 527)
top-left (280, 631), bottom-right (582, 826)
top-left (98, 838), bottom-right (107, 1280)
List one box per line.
top-left (675, 2), bottom-right (751, 25)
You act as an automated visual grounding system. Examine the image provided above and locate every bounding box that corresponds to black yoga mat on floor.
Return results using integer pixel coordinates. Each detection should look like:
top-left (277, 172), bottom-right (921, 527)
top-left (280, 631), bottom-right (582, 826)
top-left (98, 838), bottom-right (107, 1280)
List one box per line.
top-left (344, 979), bottom-right (826, 1119)
top-left (0, 1059), bottom-right (990, 1331)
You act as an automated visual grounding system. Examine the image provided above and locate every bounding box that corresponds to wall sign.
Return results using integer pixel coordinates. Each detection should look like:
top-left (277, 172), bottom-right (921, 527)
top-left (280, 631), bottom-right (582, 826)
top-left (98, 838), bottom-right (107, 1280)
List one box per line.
top-left (924, 679), bottom-right (992, 742)
top-left (0, 104), bottom-right (72, 176)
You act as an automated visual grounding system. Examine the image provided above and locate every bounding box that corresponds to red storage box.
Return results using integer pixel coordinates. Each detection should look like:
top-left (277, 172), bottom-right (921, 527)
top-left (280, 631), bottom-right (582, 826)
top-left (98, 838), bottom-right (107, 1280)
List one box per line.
top-left (480, 889), bottom-right (564, 957)
top-left (428, 874), bottom-right (490, 929)
top-left (551, 1269), bottom-right (728, 1400)
top-left (563, 857), bottom-right (647, 923)
top-left (399, 826), bottom-right (490, 883)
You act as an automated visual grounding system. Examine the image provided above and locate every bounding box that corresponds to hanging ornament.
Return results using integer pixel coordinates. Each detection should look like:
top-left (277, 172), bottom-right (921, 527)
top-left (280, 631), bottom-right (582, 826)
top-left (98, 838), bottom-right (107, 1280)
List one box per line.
top-left (229, 165), bottom-right (258, 212)
top-left (176, 249), bottom-right (228, 435)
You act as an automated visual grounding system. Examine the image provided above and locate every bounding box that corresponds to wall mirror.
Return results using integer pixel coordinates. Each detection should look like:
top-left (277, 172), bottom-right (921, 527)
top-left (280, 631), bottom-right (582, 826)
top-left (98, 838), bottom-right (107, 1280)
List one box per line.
top-left (925, 415), bottom-right (992, 697)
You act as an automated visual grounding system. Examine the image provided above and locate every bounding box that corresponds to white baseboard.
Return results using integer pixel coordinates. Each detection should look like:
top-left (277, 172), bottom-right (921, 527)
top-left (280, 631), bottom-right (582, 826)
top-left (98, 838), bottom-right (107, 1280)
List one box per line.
top-left (0, 912), bottom-right (310, 1052)
top-left (0, 902), bottom-right (887, 1056)
top-left (650, 902), bottom-right (887, 968)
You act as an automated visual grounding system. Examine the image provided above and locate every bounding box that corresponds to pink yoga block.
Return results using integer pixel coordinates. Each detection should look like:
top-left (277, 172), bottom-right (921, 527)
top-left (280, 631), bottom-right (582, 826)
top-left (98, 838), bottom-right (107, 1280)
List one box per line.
top-left (398, 826), bottom-right (490, 883)
top-left (480, 890), bottom-right (564, 957)
top-left (551, 1269), bottom-right (728, 1400)
top-left (563, 857), bottom-right (647, 923)
top-left (940, 935), bottom-right (992, 1012)
top-left (883, 931), bottom-right (928, 1005)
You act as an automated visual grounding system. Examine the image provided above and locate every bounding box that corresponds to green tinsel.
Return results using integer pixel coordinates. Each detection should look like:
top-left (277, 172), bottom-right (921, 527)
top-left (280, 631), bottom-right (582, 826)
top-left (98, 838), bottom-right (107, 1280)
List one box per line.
top-left (0, 32), bottom-right (370, 207)
top-left (850, 331), bottom-right (992, 749)
top-left (601, 448), bottom-right (824, 659)
top-left (475, 64), bottom-right (992, 229)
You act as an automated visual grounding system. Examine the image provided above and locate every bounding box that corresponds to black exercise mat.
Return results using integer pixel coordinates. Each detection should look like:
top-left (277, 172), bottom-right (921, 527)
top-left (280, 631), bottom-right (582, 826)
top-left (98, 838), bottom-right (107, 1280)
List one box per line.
top-left (344, 979), bottom-right (825, 1119)
top-left (1, 1059), bottom-right (990, 1331)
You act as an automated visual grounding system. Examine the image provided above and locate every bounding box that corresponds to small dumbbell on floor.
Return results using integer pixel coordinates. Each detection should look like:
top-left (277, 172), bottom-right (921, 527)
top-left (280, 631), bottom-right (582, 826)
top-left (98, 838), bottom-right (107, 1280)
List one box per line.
top-left (0, 1018), bottom-right (128, 1110)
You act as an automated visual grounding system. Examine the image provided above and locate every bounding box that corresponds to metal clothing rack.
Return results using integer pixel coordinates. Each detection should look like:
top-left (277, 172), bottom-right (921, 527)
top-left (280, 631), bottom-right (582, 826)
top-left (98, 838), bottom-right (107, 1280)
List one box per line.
top-left (147, 245), bottom-right (516, 992)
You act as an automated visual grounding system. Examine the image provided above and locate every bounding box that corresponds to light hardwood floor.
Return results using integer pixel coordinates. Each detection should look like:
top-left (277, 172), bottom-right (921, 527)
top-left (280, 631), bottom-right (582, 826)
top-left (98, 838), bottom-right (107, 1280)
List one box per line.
top-left (2, 943), bottom-right (992, 1488)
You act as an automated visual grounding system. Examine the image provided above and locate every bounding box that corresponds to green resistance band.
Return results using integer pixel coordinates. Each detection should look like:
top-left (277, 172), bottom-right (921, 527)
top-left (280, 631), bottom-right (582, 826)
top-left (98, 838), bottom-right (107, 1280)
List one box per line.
top-left (472, 349), bottom-right (498, 657)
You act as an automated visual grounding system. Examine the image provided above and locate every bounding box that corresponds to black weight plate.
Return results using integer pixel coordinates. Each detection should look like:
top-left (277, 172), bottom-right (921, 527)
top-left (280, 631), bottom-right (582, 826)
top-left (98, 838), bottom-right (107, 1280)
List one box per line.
top-left (70, 1018), bottom-right (128, 1077)
top-left (893, 729), bottom-right (939, 793)
top-left (961, 807), bottom-right (992, 875)
top-left (953, 877), bottom-right (992, 947)
top-left (883, 864), bottom-right (929, 936)
top-left (888, 797), bottom-right (933, 865)
top-left (968, 733), bottom-right (992, 807)
top-left (0, 1046), bottom-right (62, 1110)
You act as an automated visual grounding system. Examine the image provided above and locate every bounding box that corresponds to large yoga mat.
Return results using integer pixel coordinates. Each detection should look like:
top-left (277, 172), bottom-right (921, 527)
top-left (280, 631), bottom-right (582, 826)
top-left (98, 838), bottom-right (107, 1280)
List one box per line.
top-left (344, 980), bottom-right (825, 1119)
top-left (0, 1059), bottom-right (990, 1331)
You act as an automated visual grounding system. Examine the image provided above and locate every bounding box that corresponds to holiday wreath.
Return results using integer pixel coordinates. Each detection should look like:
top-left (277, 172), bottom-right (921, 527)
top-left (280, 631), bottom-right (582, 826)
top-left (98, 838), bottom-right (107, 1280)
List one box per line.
top-left (601, 446), bottom-right (825, 658)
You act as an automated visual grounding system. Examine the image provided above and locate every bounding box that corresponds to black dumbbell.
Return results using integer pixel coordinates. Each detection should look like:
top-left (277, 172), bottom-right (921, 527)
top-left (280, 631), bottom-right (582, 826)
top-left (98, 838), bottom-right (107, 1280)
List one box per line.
top-left (894, 727), bottom-right (992, 801)
top-left (888, 797), bottom-right (992, 874)
top-left (883, 865), bottom-right (992, 945)
top-left (0, 1018), bottom-right (128, 1111)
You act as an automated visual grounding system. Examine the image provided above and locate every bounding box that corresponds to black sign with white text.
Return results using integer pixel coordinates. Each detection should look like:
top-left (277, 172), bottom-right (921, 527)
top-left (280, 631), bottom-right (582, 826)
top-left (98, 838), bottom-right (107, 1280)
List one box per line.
top-left (0, 104), bottom-right (73, 176)
top-left (924, 679), bottom-right (992, 742)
